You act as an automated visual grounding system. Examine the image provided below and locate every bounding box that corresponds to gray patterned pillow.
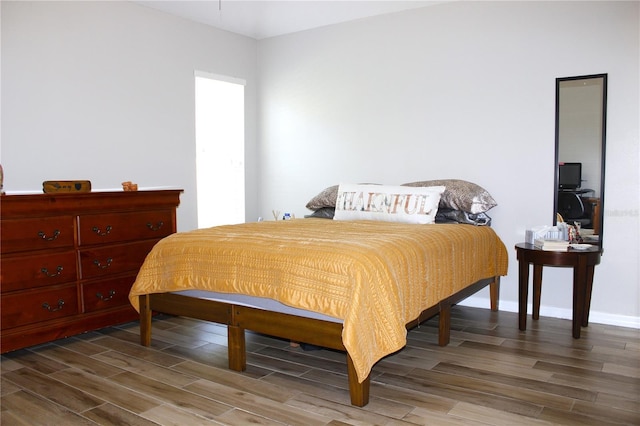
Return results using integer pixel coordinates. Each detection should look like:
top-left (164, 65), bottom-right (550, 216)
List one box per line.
top-left (304, 207), bottom-right (335, 219)
top-left (402, 179), bottom-right (497, 214)
top-left (305, 185), bottom-right (339, 210)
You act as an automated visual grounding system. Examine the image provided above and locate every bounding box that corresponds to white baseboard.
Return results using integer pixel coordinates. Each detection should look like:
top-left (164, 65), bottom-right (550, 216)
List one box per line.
top-left (459, 296), bottom-right (640, 330)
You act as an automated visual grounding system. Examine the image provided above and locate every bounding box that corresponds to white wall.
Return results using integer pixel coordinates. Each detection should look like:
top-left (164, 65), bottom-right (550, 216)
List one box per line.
top-left (1, 1), bottom-right (259, 230)
top-left (2, 1), bottom-right (638, 327)
top-left (257, 1), bottom-right (639, 325)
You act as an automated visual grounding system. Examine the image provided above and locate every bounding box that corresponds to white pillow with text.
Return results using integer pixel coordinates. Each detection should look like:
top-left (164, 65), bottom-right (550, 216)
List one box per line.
top-left (334, 183), bottom-right (445, 224)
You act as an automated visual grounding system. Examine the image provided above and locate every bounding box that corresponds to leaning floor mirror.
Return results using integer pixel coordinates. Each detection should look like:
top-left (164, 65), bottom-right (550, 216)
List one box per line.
top-left (553, 74), bottom-right (607, 249)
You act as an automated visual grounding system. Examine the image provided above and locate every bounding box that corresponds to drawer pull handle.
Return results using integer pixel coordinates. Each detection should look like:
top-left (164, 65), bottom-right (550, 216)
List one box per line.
top-left (42, 299), bottom-right (65, 312)
top-left (147, 221), bottom-right (164, 231)
top-left (41, 266), bottom-right (63, 277)
top-left (96, 290), bottom-right (116, 301)
top-left (38, 230), bottom-right (60, 241)
top-left (92, 225), bottom-right (112, 236)
top-left (93, 258), bottom-right (113, 269)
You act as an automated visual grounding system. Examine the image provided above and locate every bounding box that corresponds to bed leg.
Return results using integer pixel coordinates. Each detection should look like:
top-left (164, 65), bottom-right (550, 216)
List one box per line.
top-left (490, 276), bottom-right (500, 311)
top-left (228, 325), bottom-right (247, 372)
top-left (347, 353), bottom-right (369, 407)
top-left (438, 302), bottom-right (451, 347)
top-left (139, 295), bottom-right (152, 347)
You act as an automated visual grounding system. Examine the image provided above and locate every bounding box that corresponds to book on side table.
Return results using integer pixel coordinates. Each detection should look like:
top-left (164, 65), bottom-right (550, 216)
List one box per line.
top-left (534, 238), bottom-right (569, 251)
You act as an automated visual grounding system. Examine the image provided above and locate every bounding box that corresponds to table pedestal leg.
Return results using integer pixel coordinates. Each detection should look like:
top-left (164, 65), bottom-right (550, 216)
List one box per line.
top-left (532, 264), bottom-right (543, 320)
top-left (518, 259), bottom-right (529, 331)
top-left (583, 265), bottom-right (596, 327)
top-left (572, 255), bottom-right (588, 339)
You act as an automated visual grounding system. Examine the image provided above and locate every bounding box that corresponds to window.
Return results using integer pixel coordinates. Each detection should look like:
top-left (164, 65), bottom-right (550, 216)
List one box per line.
top-left (195, 71), bottom-right (245, 228)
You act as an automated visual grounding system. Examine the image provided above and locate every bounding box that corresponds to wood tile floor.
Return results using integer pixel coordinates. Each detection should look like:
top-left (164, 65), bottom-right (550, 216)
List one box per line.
top-left (2, 306), bottom-right (639, 425)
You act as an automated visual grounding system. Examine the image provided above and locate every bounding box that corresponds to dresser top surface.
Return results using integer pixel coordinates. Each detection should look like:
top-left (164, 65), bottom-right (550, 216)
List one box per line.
top-left (1, 189), bottom-right (183, 218)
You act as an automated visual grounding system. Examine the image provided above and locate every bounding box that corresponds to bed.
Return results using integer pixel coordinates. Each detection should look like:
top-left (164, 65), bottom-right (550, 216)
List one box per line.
top-left (129, 209), bottom-right (508, 406)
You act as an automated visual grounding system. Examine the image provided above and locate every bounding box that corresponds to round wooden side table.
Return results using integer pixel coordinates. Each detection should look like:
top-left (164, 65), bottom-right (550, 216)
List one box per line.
top-left (515, 242), bottom-right (602, 338)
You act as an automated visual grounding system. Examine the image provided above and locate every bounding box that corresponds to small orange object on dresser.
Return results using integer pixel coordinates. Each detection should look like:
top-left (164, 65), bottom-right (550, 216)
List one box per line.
top-left (122, 181), bottom-right (138, 191)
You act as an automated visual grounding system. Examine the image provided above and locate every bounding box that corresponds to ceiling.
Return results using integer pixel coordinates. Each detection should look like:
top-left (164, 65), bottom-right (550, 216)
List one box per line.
top-left (134, 1), bottom-right (441, 40)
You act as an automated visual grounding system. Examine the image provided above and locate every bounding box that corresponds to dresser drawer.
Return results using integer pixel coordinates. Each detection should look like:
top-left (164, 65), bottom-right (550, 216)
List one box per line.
top-left (78, 210), bottom-right (174, 246)
top-left (1, 284), bottom-right (79, 328)
top-left (82, 276), bottom-right (135, 313)
top-left (0, 217), bottom-right (75, 254)
top-left (79, 240), bottom-right (159, 279)
top-left (1, 251), bottom-right (78, 293)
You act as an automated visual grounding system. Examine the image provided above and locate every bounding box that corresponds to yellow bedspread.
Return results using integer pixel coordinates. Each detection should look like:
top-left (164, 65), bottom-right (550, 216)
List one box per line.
top-left (129, 219), bottom-right (508, 382)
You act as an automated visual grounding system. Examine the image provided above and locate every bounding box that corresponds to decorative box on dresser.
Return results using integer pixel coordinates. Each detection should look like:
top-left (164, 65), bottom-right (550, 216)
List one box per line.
top-left (0, 189), bottom-right (182, 352)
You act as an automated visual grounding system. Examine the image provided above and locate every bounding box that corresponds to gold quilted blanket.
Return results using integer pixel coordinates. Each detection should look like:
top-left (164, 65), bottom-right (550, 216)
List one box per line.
top-left (129, 219), bottom-right (508, 382)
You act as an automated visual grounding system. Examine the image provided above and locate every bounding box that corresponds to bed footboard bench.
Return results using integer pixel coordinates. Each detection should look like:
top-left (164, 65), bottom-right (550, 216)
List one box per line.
top-left (139, 276), bottom-right (499, 407)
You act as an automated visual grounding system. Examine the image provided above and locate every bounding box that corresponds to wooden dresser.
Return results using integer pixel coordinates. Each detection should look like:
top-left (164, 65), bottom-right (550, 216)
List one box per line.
top-left (0, 189), bottom-right (182, 352)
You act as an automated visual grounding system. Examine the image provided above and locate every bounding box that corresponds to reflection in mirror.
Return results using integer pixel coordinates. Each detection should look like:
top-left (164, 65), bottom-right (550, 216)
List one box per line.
top-left (554, 74), bottom-right (607, 248)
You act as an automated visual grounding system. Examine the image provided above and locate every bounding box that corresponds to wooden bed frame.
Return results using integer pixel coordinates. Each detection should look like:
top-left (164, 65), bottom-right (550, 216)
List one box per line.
top-left (139, 276), bottom-right (499, 407)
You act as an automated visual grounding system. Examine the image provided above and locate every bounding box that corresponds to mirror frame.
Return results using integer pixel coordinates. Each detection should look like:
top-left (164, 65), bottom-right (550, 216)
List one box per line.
top-left (553, 73), bottom-right (607, 248)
